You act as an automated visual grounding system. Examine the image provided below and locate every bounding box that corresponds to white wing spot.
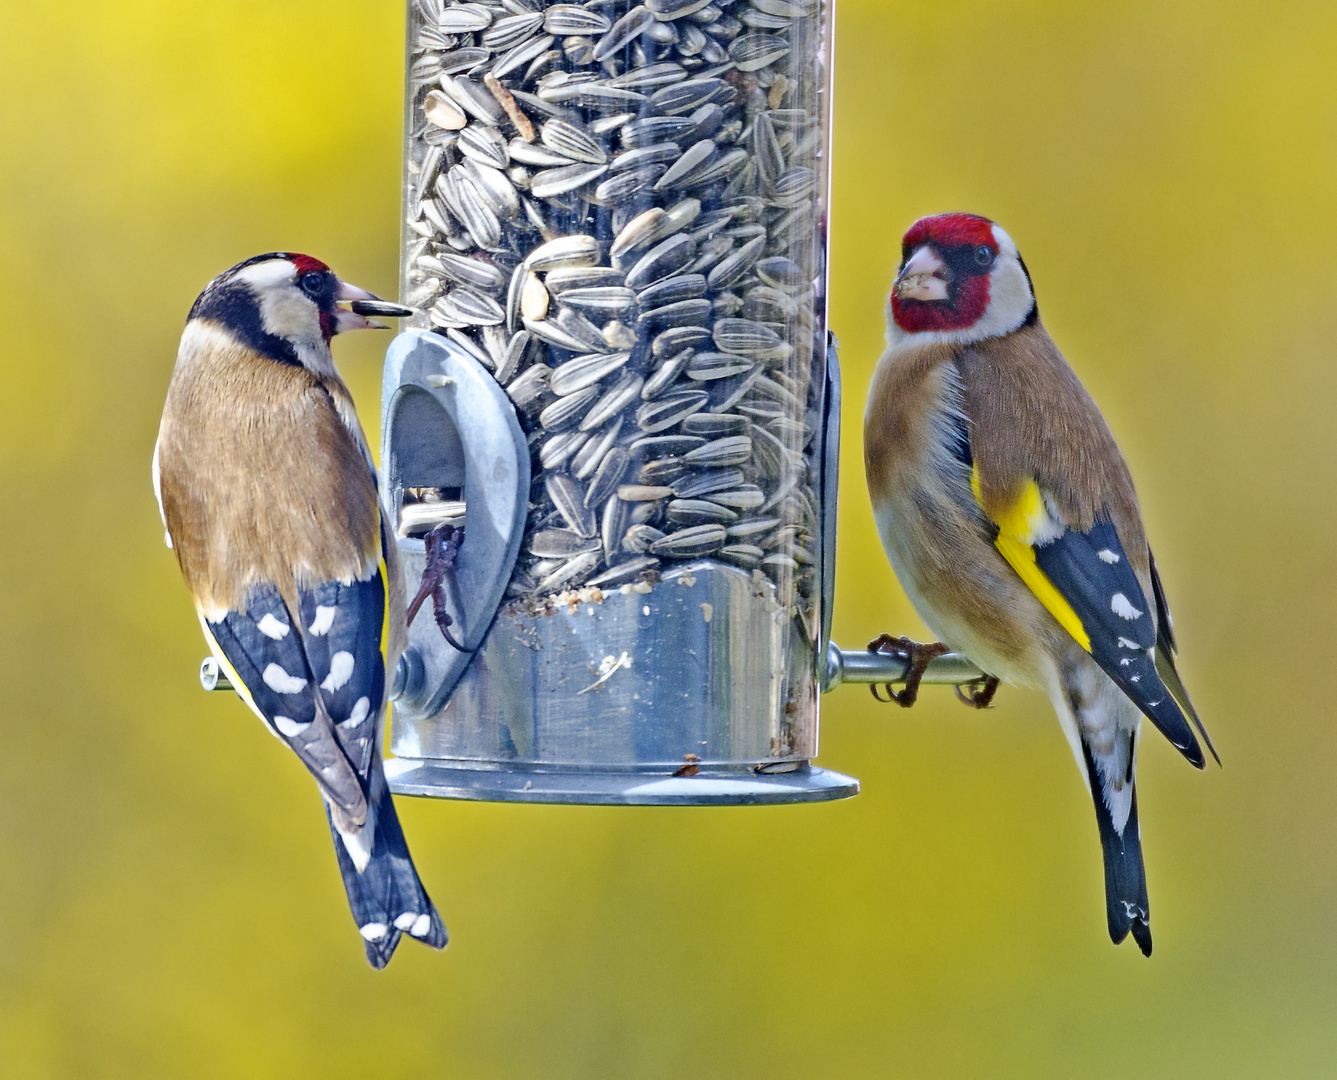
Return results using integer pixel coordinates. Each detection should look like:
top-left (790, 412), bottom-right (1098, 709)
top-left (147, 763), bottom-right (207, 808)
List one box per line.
top-left (1117, 636), bottom-right (1142, 650)
top-left (1111, 593), bottom-right (1143, 620)
top-left (360, 922), bottom-right (389, 942)
top-left (1097, 548), bottom-right (1120, 564)
top-left (309, 606), bottom-right (337, 636)
top-left (273, 715), bottom-right (311, 737)
top-left (339, 696), bottom-right (371, 729)
top-left (262, 663), bottom-right (308, 695)
top-left (410, 914), bottom-right (433, 938)
top-left (321, 651), bottom-right (355, 693)
top-left (257, 613), bottom-right (290, 640)
top-left (394, 912), bottom-right (419, 931)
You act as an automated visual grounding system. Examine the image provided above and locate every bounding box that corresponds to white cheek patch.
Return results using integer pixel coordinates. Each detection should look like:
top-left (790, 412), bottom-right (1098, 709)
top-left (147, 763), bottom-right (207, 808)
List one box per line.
top-left (321, 651), bottom-right (356, 693)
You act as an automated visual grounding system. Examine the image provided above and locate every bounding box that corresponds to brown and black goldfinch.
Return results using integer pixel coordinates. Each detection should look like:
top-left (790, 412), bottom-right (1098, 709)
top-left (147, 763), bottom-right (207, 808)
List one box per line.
top-left (153, 253), bottom-right (446, 968)
top-left (864, 213), bottom-right (1216, 956)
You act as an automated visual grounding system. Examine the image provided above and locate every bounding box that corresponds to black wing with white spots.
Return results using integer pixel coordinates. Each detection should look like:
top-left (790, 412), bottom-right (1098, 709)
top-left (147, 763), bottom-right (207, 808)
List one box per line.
top-left (1033, 520), bottom-right (1205, 767)
top-left (204, 581), bottom-right (368, 820)
top-left (294, 571), bottom-right (387, 777)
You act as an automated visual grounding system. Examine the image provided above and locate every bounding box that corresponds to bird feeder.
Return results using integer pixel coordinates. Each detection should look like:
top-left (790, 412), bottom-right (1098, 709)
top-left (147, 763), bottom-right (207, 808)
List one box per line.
top-left (202, 0), bottom-right (985, 803)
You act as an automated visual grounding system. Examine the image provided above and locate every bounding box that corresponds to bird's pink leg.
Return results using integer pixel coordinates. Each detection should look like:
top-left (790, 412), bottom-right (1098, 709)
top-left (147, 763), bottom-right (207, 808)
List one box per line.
top-left (954, 675), bottom-right (1001, 710)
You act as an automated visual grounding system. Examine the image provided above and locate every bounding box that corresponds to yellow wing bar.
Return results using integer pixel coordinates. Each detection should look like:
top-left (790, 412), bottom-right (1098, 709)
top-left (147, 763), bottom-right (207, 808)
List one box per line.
top-left (970, 467), bottom-right (1092, 652)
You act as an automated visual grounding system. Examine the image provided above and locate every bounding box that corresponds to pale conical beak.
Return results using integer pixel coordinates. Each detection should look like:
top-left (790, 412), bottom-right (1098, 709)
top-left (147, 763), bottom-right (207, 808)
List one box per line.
top-left (332, 280), bottom-right (415, 334)
top-left (894, 246), bottom-right (950, 302)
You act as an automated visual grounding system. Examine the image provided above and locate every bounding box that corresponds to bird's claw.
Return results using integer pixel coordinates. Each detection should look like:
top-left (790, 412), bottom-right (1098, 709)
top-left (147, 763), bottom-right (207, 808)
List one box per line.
top-left (867, 633), bottom-right (949, 708)
top-left (953, 675), bottom-right (1001, 710)
top-left (407, 523), bottom-right (470, 652)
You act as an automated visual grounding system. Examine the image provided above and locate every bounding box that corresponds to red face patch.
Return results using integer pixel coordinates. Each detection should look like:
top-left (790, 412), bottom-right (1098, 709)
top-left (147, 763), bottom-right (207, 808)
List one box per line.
top-left (891, 213), bottom-right (998, 334)
top-left (287, 253), bottom-right (331, 275)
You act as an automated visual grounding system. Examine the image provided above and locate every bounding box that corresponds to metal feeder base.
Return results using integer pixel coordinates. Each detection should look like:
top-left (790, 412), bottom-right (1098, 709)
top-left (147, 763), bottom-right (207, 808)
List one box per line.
top-left (384, 757), bottom-right (858, 806)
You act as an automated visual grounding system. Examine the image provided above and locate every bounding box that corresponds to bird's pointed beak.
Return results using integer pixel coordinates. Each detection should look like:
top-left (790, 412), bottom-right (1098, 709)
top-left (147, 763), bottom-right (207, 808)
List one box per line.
top-left (331, 280), bottom-right (416, 334)
top-left (894, 245), bottom-right (950, 302)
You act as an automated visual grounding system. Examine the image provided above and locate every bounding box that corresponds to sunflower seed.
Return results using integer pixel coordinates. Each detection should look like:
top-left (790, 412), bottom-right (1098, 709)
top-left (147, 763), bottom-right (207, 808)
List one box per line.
top-left (439, 286), bottom-right (505, 325)
top-left (706, 235), bottom-right (765, 289)
top-left (771, 165), bottom-right (817, 206)
top-left (686, 351), bottom-right (753, 380)
top-left (544, 4), bottom-right (612, 34)
top-left (592, 5), bottom-right (657, 61)
top-left (730, 32), bottom-right (790, 71)
top-left (619, 115), bottom-right (699, 149)
top-left (461, 158), bottom-right (521, 218)
top-left (623, 524), bottom-right (666, 553)
top-left (718, 544), bottom-right (763, 568)
top-left (557, 286), bottom-right (638, 319)
top-left (636, 273), bottom-right (706, 308)
top-left (572, 417), bottom-right (624, 480)
top-left (683, 435), bottom-right (753, 466)
top-left (496, 330), bottom-right (533, 383)
top-left (625, 233), bottom-right (697, 289)
top-left (545, 266), bottom-right (626, 292)
top-left (618, 484), bottom-right (675, 501)
top-left (585, 447), bottom-right (632, 507)
top-left (441, 75), bottom-right (506, 125)
top-left (681, 412), bottom-right (749, 436)
top-left (755, 255), bottom-right (807, 290)
top-left (529, 528), bottom-right (601, 558)
top-left (540, 429), bottom-right (591, 469)
top-left (506, 363), bottom-right (552, 409)
top-left (629, 434), bottom-right (705, 457)
top-left (436, 47), bottom-right (492, 74)
top-left (508, 139), bottom-right (577, 167)
top-left (541, 118), bottom-right (608, 164)
top-left (548, 351), bottom-right (629, 396)
top-left (712, 317), bottom-right (790, 360)
top-left (422, 251), bottom-right (506, 291)
top-left (482, 11), bottom-right (544, 50)
top-left (726, 516), bottom-right (780, 539)
top-left (650, 78), bottom-right (726, 115)
top-left (602, 494), bottom-right (630, 559)
top-left (459, 124), bottom-right (510, 169)
top-left (671, 467), bottom-right (744, 498)
top-left (525, 315), bottom-right (597, 352)
top-left (520, 270), bottom-right (549, 320)
top-left (436, 2), bottom-right (493, 32)
top-left (594, 166), bottom-right (666, 203)
top-left (587, 556), bottom-right (660, 588)
top-left (647, 0), bottom-right (715, 17)
top-left (667, 498), bottom-right (737, 526)
top-left (526, 234), bottom-right (602, 272)
top-left (424, 90), bottom-right (468, 130)
top-left (608, 61), bottom-right (690, 89)
top-left (556, 306), bottom-right (615, 352)
top-left (530, 161), bottom-right (608, 198)
top-left (651, 324), bottom-right (712, 356)
top-left (580, 371), bottom-right (645, 430)
top-left (651, 524), bottom-right (726, 556)
top-left (610, 143), bottom-right (683, 172)
top-left (537, 550), bottom-right (601, 592)
top-left (654, 139), bottom-right (716, 190)
top-left (641, 346), bottom-right (694, 400)
top-left (546, 473), bottom-right (598, 538)
top-left (708, 485), bottom-right (766, 509)
top-left (539, 384), bottom-right (599, 430)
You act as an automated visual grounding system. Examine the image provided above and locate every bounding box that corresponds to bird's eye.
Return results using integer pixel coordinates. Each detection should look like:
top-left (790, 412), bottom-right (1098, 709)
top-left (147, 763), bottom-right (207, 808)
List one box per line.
top-left (298, 271), bottom-right (325, 299)
top-left (973, 245), bottom-right (994, 268)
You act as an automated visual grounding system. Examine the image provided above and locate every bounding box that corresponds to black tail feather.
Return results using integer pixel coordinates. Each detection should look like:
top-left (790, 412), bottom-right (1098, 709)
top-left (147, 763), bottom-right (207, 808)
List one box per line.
top-left (1081, 741), bottom-right (1152, 957)
top-left (327, 757), bottom-right (448, 968)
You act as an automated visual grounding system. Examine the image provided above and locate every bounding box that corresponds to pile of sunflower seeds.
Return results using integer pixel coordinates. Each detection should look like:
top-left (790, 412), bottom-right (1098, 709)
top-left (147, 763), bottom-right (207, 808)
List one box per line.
top-left (402, 0), bottom-right (829, 622)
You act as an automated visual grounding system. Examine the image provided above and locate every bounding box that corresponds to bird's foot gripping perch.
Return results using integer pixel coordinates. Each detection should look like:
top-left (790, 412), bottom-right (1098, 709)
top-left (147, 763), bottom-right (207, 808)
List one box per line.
top-left (406, 523), bottom-right (468, 652)
top-left (867, 634), bottom-right (949, 707)
top-left (954, 675), bottom-right (1001, 710)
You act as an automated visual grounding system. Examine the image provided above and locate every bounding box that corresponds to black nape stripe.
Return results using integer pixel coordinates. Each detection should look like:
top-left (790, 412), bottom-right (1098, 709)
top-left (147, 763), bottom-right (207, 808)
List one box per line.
top-left (190, 271), bottom-right (302, 367)
top-left (1016, 254), bottom-right (1040, 327)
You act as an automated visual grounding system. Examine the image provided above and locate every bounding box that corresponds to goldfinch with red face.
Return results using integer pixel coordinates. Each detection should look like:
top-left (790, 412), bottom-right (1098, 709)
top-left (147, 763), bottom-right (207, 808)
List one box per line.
top-left (864, 213), bottom-right (1216, 956)
top-left (154, 253), bottom-right (446, 968)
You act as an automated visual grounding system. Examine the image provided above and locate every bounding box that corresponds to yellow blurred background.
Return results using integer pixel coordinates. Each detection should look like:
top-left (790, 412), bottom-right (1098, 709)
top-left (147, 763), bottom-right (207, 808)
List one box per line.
top-left (2, 0), bottom-right (1335, 1075)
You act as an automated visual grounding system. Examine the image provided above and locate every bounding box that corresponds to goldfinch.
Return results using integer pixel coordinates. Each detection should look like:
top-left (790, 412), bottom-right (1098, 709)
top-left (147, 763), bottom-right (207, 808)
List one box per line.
top-left (153, 253), bottom-right (446, 968)
top-left (864, 213), bottom-right (1216, 955)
